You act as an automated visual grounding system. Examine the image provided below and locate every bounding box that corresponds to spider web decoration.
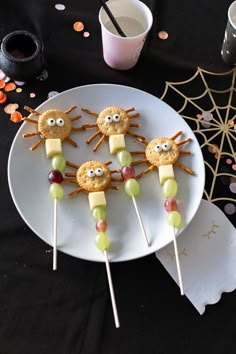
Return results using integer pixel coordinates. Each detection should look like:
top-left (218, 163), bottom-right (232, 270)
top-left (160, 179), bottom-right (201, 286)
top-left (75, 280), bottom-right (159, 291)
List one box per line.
top-left (160, 67), bottom-right (236, 222)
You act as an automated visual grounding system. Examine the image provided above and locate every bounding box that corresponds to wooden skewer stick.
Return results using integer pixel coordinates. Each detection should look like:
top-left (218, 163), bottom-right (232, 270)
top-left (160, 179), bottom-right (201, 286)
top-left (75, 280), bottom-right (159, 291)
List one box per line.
top-left (131, 196), bottom-right (150, 246)
top-left (53, 199), bottom-right (58, 271)
top-left (172, 228), bottom-right (184, 295)
top-left (104, 250), bottom-right (120, 328)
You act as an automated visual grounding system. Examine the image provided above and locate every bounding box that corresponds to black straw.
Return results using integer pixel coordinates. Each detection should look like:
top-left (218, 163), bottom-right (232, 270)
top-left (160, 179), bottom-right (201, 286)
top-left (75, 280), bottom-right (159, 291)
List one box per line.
top-left (99, 0), bottom-right (126, 37)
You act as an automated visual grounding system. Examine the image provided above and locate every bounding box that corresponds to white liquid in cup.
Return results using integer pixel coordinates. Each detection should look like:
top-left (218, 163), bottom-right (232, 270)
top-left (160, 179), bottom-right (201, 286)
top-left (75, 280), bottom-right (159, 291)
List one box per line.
top-left (104, 17), bottom-right (145, 37)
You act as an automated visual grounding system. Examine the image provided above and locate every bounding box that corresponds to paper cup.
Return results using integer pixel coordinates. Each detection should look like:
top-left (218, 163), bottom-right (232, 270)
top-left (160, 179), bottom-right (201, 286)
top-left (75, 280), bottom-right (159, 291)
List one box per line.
top-left (99, 0), bottom-right (153, 70)
top-left (221, 1), bottom-right (236, 65)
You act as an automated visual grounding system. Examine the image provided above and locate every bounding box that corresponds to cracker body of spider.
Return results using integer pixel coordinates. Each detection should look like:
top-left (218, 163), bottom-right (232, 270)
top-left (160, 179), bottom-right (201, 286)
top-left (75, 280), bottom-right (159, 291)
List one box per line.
top-left (81, 105), bottom-right (145, 151)
top-left (64, 160), bottom-right (121, 196)
top-left (132, 131), bottom-right (194, 177)
top-left (22, 105), bottom-right (83, 151)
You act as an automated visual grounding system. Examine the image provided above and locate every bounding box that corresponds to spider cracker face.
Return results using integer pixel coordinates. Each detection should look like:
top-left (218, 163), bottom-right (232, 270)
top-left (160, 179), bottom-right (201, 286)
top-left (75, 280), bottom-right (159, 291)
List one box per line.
top-left (76, 161), bottom-right (112, 192)
top-left (97, 106), bottom-right (130, 136)
top-left (38, 109), bottom-right (72, 140)
top-left (146, 137), bottom-right (180, 167)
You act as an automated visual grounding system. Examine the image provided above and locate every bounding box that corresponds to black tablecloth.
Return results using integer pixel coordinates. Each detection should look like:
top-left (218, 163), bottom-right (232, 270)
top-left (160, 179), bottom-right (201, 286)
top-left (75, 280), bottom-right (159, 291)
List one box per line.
top-left (1, 1), bottom-right (236, 353)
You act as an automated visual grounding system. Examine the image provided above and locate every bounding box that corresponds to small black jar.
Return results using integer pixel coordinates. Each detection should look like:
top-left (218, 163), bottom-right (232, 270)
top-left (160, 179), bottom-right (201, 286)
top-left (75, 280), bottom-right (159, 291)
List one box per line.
top-left (0, 30), bottom-right (46, 81)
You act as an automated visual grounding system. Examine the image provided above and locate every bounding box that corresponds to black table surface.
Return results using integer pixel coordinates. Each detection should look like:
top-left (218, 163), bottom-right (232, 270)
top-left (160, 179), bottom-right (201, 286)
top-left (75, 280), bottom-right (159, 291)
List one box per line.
top-left (1, 1), bottom-right (236, 353)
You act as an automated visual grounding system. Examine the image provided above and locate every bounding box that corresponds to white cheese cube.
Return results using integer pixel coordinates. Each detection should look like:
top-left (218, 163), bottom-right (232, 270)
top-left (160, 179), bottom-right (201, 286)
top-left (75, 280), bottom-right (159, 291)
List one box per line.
top-left (88, 191), bottom-right (107, 210)
top-left (45, 138), bottom-right (62, 158)
top-left (159, 164), bottom-right (175, 185)
top-left (109, 134), bottom-right (125, 154)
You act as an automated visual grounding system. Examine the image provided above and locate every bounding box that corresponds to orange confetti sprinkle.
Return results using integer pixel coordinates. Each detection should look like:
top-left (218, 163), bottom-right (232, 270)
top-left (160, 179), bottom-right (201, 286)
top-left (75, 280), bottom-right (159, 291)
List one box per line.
top-left (4, 82), bottom-right (16, 92)
top-left (0, 80), bottom-right (5, 89)
top-left (0, 91), bottom-right (7, 104)
top-left (10, 111), bottom-right (22, 123)
top-left (4, 103), bottom-right (19, 114)
top-left (73, 21), bottom-right (84, 32)
top-left (16, 88), bottom-right (22, 93)
top-left (228, 119), bottom-right (234, 126)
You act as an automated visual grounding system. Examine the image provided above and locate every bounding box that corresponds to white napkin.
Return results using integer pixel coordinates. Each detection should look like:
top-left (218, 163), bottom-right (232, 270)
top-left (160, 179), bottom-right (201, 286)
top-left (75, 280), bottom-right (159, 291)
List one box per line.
top-left (156, 199), bottom-right (236, 315)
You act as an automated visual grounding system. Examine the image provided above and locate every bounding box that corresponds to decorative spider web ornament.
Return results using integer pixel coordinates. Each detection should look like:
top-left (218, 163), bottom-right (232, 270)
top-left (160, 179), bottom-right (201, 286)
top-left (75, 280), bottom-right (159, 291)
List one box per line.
top-left (160, 67), bottom-right (236, 223)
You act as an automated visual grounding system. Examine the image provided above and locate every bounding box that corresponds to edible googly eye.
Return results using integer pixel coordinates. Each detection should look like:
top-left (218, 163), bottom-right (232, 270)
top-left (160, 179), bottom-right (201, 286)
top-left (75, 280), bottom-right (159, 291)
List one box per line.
top-left (154, 144), bottom-right (162, 152)
top-left (112, 114), bottom-right (120, 122)
top-left (95, 168), bottom-right (104, 176)
top-left (162, 142), bottom-right (171, 151)
top-left (87, 169), bottom-right (95, 177)
top-left (104, 115), bottom-right (113, 123)
top-left (47, 118), bottom-right (56, 126)
top-left (56, 118), bottom-right (65, 127)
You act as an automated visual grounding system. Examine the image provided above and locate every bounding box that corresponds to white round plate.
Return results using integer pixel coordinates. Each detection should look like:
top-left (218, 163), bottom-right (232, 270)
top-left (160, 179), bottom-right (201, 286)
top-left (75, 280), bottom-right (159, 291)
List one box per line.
top-left (8, 84), bottom-right (205, 262)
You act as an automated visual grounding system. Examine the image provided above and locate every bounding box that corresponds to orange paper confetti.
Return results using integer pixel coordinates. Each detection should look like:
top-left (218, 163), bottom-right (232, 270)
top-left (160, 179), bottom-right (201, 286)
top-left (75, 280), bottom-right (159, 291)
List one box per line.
top-left (0, 80), bottom-right (5, 89)
top-left (73, 21), bottom-right (84, 32)
top-left (10, 111), bottom-right (22, 123)
top-left (0, 91), bottom-right (7, 104)
top-left (4, 82), bottom-right (16, 92)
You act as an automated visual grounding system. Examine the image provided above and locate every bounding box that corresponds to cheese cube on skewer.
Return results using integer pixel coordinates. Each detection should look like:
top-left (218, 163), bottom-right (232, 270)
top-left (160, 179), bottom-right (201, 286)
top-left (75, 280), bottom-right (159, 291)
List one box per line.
top-left (158, 164), bottom-right (175, 185)
top-left (109, 134), bottom-right (125, 154)
top-left (88, 191), bottom-right (107, 211)
top-left (45, 138), bottom-right (62, 158)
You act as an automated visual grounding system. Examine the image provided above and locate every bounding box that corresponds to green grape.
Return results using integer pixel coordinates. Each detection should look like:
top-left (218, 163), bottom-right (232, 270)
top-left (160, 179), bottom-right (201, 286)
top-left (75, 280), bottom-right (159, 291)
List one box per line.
top-left (49, 183), bottom-right (64, 199)
top-left (95, 232), bottom-right (110, 251)
top-left (51, 154), bottom-right (66, 172)
top-left (125, 178), bottom-right (140, 197)
top-left (167, 211), bottom-right (181, 227)
top-left (116, 149), bottom-right (132, 166)
top-left (163, 179), bottom-right (178, 198)
top-left (92, 206), bottom-right (106, 222)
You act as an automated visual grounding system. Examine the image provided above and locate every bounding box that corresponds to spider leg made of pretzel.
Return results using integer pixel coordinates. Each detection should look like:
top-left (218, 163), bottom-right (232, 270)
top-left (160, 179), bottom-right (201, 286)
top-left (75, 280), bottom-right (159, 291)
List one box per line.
top-left (111, 177), bottom-right (123, 182)
top-left (93, 135), bottom-right (107, 152)
top-left (107, 185), bottom-right (119, 190)
top-left (63, 178), bottom-right (77, 183)
top-left (125, 107), bottom-right (135, 113)
top-left (81, 107), bottom-right (99, 118)
top-left (23, 131), bottom-right (41, 138)
top-left (129, 123), bottom-right (140, 128)
top-left (128, 113), bottom-right (140, 119)
top-left (131, 158), bottom-right (149, 166)
top-left (180, 150), bottom-right (192, 154)
top-left (66, 161), bottom-right (80, 169)
top-left (70, 114), bottom-right (82, 121)
top-left (24, 106), bottom-right (41, 116)
top-left (126, 131), bottom-right (146, 141)
top-left (30, 138), bottom-right (46, 151)
top-left (22, 117), bottom-right (38, 124)
top-left (175, 161), bottom-right (194, 175)
top-left (176, 138), bottom-right (192, 146)
top-left (170, 131), bottom-right (182, 141)
top-left (64, 106), bottom-right (77, 114)
top-left (65, 137), bottom-right (77, 147)
top-left (130, 151), bottom-right (146, 156)
top-left (86, 130), bottom-right (102, 144)
top-left (136, 165), bottom-right (156, 179)
top-left (71, 127), bottom-right (85, 132)
top-left (82, 123), bottom-right (98, 129)
top-left (68, 187), bottom-right (84, 197)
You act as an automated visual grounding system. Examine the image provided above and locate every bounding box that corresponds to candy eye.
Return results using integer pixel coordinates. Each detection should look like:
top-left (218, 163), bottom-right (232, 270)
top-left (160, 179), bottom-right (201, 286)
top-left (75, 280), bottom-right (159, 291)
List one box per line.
top-left (47, 118), bottom-right (56, 126)
top-left (56, 118), bottom-right (65, 127)
top-left (154, 144), bottom-right (162, 152)
top-left (87, 169), bottom-right (95, 177)
top-left (113, 114), bottom-right (120, 122)
top-left (162, 142), bottom-right (171, 151)
top-left (104, 115), bottom-right (113, 123)
top-left (95, 168), bottom-right (104, 176)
